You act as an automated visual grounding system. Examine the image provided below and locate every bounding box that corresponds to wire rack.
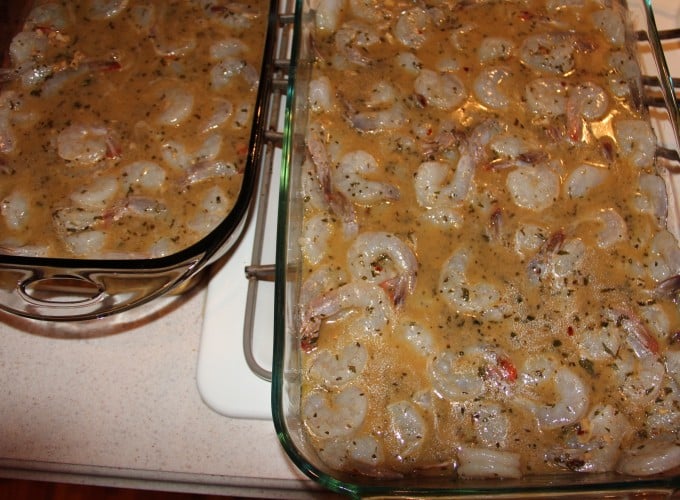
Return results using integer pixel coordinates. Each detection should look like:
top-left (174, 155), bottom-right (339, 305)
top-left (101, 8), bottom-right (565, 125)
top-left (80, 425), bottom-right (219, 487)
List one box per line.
top-left (240, 0), bottom-right (680, 382)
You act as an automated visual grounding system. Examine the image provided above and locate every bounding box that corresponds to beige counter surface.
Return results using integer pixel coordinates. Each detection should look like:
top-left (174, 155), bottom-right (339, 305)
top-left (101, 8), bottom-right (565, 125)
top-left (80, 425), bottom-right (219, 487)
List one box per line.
top-left (0, 281), bottom-right (330, 499)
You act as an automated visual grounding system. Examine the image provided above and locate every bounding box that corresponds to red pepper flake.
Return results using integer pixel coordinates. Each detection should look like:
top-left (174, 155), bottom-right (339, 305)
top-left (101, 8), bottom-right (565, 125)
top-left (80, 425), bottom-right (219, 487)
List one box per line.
top-left (567, 325), bottom-right (574, 336)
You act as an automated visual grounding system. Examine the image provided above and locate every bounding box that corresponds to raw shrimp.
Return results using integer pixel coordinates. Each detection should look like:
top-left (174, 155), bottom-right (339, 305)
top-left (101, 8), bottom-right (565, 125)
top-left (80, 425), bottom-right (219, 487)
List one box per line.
top-left (393, 8), bottom-right (432, 49)
top-left (566, 82), bottom-right (609, 141)
top-left (70, 176), bottom-right (119, 208)
top-left (607, 50), bottom-right (643, 100)
top-left (87, 0), bottom-right (129, 20)
top-left (414, 69), bottom-right (466, 110)
top-left (572, 208), bottom-right (627, 248)
top-left (611, 310), bottom-right (665, 406)
top-left (429, 347), bottom-right (516, 401)
top-left (514, 223), bottom-right (549, 257)
top-left (302, 385), bottom-right (368, 439)
top-left (314, 0), bottom-right (343, 32)
top-left (346, 232), bottom-right (418, 307)
top-left (471, 402), bottom-right (510, 448)
top-left (300, 267), bottom-right (348, 306)
top-left (415, 120), bottom-right (500, 210)
top-left (155, 86), bottom-right (195, 126)
top-left (477, 37), bottom-right (513, 63)
top-left (301, 212), bottom-right (333, 266)
top-left (161, 134), bottom-right (222, 170)
top-left (439, 248), bottom-right (506, 321)
top-left (1, 191), bottom-right (29, 231)
top-left (9, 31), bottom-right (49, 67)
top-left (334, 21), bottom-right (381, 67)
top-left (615, 119), bottom-right (657, 168)
top-left (397, 320), bottom-right (436, 357)
top-left (525, 78), bottom-right (568, 117)
top-left (309, 76), bottom-right (333, 113)
top-left (122, 161), bottom-right (167, 192)
top-left (634, 173), bottom-right (667, 223)
top-left (591, 7), bottom-right (625, 47)
top-left (487, 132), bottom-right (547, 170)
top-left (387, 400), bottom-right (428, 459)
top-left (550, 404), bottom-right (632, 472)
top-left (457, 447), bottom-right (521, 479)
top-left (306, 130), bottom-right (358, 236)
top-left (300, 281), bottom-right (394, 350)
top-left (646, 230), bottom-right (680, 283)
top-left (308, 342), bottom-right (368, 389)
top-left (24, 3), bottom-right (72, 31)
top-left (506, 162), bottom-right (561, 212)
top-left (564, 164), bottom-right (608, 198)
top-left (317, 435), bottom-right (393, 477)
top-left (617, 436), bottom-right (680, 476)
top-left (347, 103), bottom-right (406, 134)
top-left (515, 357), bottom-right (589, 429)
top-left (57, 123), bottom-right (117, 165)
top-left (333, 151), bottom-right (400, 205)
top-left (473, 67), bottom-right (512, 111)
top-left (519, 33), bottom-right (576, 75)
top-left (349, 0), bottom-right (386, 23)
top-left (187, 186), bottom-right (230, 235)
top-left (210, 58), bottom-right (259, 90)
top-left (209, 38), bottom-right (248, 60)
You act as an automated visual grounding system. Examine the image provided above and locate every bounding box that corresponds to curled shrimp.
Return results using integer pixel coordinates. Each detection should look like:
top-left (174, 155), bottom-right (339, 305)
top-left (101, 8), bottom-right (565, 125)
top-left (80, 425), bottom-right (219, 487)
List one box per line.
top-left (617, 435), bottom-right (680, 476)
top-left (308, 342), bottom-right (368, 389)
top-left (566, 82), bottom-right (609, 141)
top-left (563, 164), bottom-right (608, 198)
top-left (473, 66), bottom-right (512, 111)
top-left (519, 33), bottom-right (576, 75)
top-left (333, 151), bottom-right (400, 205)
top-left (396, 320), bottom-right (436, 357)
top-left (302, 385), bottom-right (368, 439)
top-left (457, 447), bottom-right (521, 479)
top-left (317, 434), bottom-right (392, 477)
top-left (300, 281), bottom-right (394, 351)
top-left (346, 232), bottom-right (418, 307)
top-left (477, 37), bottom-right (514, 63)
top-left (57, 123), bottom-right (118, 165)
top-left (591, 7), bottom-right (625, 48)
top-left (210, 58), bottom-right (259, 90)
top-left (634, 173), bottom-right (667, 224)
top-left (572, 207), bottom-right (627, 249)
top-left (614, 119), bottom-right (657, 168)
top-left (550, 404), bottom-right (632, 472)
top-left (414, 69), bottom-right (467, 110)
top-left (334, 21), bottom-right (381, 67)
top-left (415, 120), bottom-right (500, 211)
top-left (439, 248), bottom-right (506, 321)
top-left (314, 0), bottom-right (343, 32)
top-left (155, 86), bottom-right (195, 126)
top-left (309, 76), bottom-right (333, 113)
top-left (393, 7), bottom-right (432, 49)
top-left (525, 77), bottom-right (568, 117)
top-left (306, 129), bottom-right (358, 237)
top-left (387, 400), bottom-right (428, 460)
top-left (515, 357), bottom-right (589, 430)
top-left (429, 347), bottom-right (516, 401)
top-left (301, 212), bottom-right (333, 266)
top-left (506, 162), bottom-right (561, 212)
top-left (87, 0), bottom-right (129, 20)
top-left (1, 191), bottom-right (29, 231)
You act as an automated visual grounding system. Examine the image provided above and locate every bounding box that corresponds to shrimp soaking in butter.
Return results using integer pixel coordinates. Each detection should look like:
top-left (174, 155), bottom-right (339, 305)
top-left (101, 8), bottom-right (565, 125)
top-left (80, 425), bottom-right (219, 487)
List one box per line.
top-left (295, 0), bottom-right (680, 481)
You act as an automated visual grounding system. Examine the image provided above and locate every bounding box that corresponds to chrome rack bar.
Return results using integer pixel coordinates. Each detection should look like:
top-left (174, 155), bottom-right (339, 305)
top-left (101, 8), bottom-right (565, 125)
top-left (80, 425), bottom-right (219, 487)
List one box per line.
top-left (242, 0), bottom-right (295, 382)
top-left (638, 2), bottom-right (680, 154)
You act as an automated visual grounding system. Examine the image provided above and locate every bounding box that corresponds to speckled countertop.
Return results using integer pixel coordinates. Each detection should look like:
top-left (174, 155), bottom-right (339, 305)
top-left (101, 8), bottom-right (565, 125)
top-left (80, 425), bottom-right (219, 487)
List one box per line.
top-left (0, 278), bottom-right (331, 498)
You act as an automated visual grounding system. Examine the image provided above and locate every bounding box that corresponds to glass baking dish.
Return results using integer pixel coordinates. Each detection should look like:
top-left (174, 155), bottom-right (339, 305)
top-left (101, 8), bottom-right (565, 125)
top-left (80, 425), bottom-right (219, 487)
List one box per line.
top-left (0, 0), bottom-right (279, 320)
top-left (272, 0), bottom-right (680, 496)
